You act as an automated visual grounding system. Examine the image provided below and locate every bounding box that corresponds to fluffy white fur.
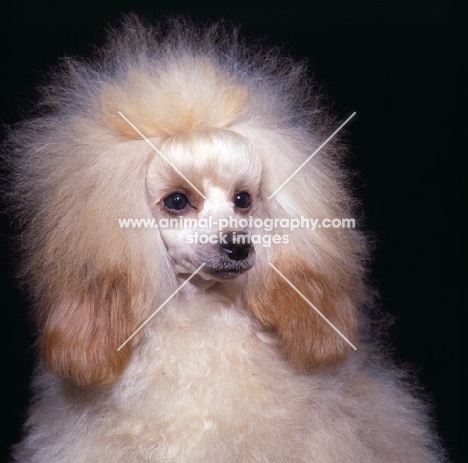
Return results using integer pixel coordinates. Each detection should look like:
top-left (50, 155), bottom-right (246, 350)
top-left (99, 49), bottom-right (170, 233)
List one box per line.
top-left (8, 16), bottom-right (447, 462)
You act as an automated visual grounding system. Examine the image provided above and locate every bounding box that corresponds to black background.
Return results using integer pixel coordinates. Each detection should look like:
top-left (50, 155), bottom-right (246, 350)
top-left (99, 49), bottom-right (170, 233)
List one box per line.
top-left (1, 2), bottom-right (464, 462)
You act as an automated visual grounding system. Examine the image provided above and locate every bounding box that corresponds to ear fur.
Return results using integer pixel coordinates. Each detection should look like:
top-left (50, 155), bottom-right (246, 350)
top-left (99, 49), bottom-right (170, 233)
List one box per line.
top-left (10, 126), bottom-right (166, 387)
top-left (39, 269), bottom-right (146, 387)
top-left (242, 131), bottom-right (369, 371)
top-left (245, 254), bottom-right (360, 370)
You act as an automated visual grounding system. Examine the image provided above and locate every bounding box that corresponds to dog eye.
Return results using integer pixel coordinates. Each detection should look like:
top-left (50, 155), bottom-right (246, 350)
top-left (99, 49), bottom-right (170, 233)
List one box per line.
top-left (163, 193), bottom-right (189, 211)
top-left (234, 192), bottom-right (251, 209)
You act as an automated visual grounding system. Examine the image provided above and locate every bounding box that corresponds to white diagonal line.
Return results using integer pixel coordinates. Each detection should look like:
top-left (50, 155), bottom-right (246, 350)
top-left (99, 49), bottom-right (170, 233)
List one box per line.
top-left (268, 263), bottom-right (357, 350)
top-left (117, 263), bottom-right (206, 351)
top-left (118, 111), bottom-right (207, 199)
top-left (268, 112), bottom-right (356, 199)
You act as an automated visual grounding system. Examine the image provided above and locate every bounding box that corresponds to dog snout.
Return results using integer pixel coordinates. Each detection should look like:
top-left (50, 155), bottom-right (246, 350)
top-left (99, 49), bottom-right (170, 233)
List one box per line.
top-left (220, 231), bottom-right (251, 261)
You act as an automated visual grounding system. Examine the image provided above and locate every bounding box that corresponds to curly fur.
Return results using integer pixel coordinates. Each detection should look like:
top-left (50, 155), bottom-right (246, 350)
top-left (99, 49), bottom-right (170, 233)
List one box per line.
top-left (6, 15), bottom-right (447, 462)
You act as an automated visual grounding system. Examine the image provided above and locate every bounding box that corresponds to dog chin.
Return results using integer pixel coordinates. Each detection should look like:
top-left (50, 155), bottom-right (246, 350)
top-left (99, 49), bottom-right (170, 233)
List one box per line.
top-left (203, 263), bottom-right (253, 280)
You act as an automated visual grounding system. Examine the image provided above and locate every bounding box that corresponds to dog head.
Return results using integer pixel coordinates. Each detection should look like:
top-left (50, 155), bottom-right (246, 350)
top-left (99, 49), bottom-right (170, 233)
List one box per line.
top-left (9, 17), bottom-right (369, 387)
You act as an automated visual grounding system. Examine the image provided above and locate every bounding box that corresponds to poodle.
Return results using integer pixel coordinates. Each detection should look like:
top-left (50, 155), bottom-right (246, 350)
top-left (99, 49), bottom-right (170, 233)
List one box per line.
top-left (7, 16), bottom-right (448, 462)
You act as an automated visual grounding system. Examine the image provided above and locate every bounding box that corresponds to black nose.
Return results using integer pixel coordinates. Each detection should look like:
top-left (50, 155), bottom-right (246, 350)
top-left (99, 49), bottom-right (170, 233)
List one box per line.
top-left (220, 231), bottom-right (251, 261)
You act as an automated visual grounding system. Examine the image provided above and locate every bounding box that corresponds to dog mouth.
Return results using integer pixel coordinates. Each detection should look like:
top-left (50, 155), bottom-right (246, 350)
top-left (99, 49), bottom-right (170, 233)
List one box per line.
top-left (202, 258), bottom-right (254, 279)
top-left (200, 231), bottom-right (255, 279)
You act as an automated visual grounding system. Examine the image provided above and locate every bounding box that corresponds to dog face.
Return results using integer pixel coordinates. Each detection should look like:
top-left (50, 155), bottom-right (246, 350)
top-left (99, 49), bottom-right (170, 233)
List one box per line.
top-left (146, 128), bottom-right (262, 281)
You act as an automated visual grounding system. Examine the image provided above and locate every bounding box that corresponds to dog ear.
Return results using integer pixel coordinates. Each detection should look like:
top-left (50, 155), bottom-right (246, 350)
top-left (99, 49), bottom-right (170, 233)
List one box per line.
top-left (244, 249), bottom-right (360, 370)
top-left (39, 268), bottom-right (147, 387)
top-left (242, 132), bottom-right (368, 371)
top-left (14, 135), bottom-right (164, 387)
